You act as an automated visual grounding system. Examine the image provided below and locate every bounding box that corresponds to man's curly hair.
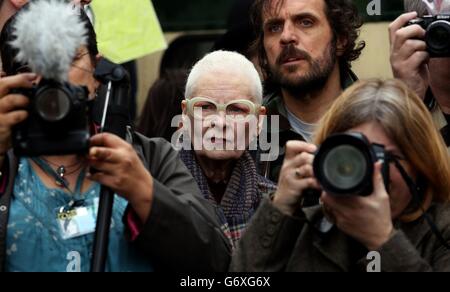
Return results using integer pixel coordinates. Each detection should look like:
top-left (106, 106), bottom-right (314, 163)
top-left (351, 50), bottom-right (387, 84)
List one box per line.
top-left (250, 0), bottom-right (366, 78)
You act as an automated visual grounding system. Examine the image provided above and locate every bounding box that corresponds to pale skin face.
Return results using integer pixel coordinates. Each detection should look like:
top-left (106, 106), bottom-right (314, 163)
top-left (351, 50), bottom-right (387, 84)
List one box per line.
top-left (182, 71), bottom-right (266, 162)
top-left (262, 0), bottom-right (339, 85)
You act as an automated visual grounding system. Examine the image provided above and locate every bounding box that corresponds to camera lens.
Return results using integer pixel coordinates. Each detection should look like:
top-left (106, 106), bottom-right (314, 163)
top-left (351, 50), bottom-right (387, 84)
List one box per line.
top-left (313, 133), bottom-right (378, 196)
top-left (36, 87), bottom-right (71, 122)
top-left (322, 145), bottom-right (367, 191)
top-left (427, 21), bottom-right (450, 53)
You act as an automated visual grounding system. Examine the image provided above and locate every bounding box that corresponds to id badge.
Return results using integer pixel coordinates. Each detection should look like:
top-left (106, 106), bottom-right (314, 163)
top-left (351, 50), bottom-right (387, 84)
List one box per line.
top-left (56, 198), bottom-right (99, 240)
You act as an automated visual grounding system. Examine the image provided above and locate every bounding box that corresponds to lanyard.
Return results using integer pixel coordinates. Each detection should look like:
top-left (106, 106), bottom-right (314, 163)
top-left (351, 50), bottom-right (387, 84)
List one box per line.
top-left (31, 157), bottom-right (87, 210)
top-left (440, 113), bottom-right (450, 147)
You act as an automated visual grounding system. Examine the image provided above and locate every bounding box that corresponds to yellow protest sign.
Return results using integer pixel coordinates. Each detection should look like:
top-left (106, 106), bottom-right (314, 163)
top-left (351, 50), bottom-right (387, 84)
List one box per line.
top-left (90, 0), bottom-right (167, 64)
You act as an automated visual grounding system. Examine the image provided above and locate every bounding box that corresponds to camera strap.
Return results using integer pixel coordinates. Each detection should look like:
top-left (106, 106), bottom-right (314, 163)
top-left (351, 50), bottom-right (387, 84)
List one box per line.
top-left (424, 88), bottom-right (436, 111)
top-left (392, 159), bottom-right (450, 251)
top-left (444, 113), bottom-right (450, 125)
top-left (441, 125), bottom-right (450, 147)
top-left (441, 113), bottom-right (450, 147)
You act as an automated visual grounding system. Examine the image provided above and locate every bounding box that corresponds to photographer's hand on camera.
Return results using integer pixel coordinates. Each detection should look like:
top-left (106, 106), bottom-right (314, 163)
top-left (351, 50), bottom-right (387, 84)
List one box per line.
top-left (0, 73), bottom-right (36, 168)
top-left (321, 162), bottom-right (394, 251)
top-left (87, 133), bottom-right (154, 223)
top-left (273, 141), bottom-right (321, 216)
top-left (389, 12), bottom-right (430, 99)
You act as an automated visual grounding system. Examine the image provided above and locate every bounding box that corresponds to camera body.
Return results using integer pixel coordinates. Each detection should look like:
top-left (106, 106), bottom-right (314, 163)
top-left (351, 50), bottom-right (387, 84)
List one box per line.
top-left (13, 79), bottom-right (91, 156)
top-left (407, 14), bottom-right (450, 58)
top-left (312, 133), bottom-right (390, 197)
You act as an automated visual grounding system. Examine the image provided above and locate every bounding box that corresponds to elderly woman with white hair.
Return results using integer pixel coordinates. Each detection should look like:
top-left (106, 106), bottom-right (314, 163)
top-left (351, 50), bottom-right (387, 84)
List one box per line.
top-left (178, 50), bottom-right (277, 246)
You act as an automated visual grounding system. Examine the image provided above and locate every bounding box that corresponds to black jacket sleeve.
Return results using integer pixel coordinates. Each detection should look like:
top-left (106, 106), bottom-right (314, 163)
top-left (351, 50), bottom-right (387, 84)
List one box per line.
top-left (131, 135), bottom-right (232, 272)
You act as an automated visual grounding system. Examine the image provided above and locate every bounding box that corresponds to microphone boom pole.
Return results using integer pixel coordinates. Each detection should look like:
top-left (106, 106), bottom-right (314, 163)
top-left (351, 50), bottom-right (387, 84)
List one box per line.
top-left (91, 59), bottom-right (131, 272)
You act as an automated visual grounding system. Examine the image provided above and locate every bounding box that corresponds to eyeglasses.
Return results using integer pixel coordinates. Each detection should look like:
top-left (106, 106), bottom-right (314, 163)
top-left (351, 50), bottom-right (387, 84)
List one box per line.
top-left (71, 52), bottom-right (94, 73)
top-left (186, 97), bottom-right (260, 120)
top-left (71, 63), bottom-right (94, 74)
top-left (13, 52), bottom-right (93, 75)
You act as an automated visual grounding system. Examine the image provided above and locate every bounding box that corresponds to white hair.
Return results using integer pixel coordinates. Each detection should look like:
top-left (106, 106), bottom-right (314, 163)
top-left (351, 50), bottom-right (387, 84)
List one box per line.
top-left (185, 50), bottom-right (263, 104)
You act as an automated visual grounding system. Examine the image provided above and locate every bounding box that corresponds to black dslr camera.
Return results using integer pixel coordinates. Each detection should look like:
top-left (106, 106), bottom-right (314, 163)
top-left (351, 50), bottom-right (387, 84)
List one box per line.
top-left (312, 133), bottom-right (390, 197)
top-left (12, 79), bottom-right (91, 156)
top-left (408, 14), bottom-right (450, 58)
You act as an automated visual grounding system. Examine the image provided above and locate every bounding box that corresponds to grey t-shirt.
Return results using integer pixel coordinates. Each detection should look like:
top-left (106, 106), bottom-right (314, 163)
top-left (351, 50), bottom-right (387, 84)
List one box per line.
top-left (286, 107), bottom-right (317, 143)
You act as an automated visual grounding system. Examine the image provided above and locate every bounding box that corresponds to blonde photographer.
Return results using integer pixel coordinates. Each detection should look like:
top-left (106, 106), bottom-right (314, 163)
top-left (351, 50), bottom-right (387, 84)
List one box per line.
top-left (231, 79), bottom-right (450, 272)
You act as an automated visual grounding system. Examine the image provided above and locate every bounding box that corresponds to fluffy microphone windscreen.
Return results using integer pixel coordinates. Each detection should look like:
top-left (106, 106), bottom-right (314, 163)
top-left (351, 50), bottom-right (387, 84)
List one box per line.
top-left (10, 0), bottom-right (87, 82)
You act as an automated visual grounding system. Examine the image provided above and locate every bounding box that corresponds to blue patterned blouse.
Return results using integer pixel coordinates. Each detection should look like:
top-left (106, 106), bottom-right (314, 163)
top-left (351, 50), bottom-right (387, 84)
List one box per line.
top-left (5, 158), bottom-right (153, 272)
